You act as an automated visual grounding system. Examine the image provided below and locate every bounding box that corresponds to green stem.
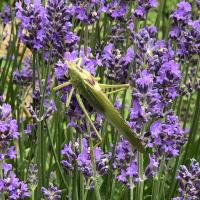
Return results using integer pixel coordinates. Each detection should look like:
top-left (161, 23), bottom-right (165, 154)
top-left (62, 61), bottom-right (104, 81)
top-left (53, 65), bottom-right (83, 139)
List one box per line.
top-left (155, 0), bottom-right (166, 30)
top-left (169, 156), bottom-right (182, 199)
top-left (31, 189), bottom-right (35, 200)
top-left (88, 139), bottom-right (101, 200)
top-left (136, 152), bottom-right (144, 200)
top-left (79, 136), bottom-right (85, 200)
top-left (183, 92), bottom-right (200, 163)
top-left (72, 164), bottom-right (79, 200)
top-left (105, 133), bottom-right (118, 199)
top-left (84, 24), bottom-right (88, 56)
top-left (151, 157), bottom-right (165, 200)
top-left (45, 121), bottom-right (68, 187)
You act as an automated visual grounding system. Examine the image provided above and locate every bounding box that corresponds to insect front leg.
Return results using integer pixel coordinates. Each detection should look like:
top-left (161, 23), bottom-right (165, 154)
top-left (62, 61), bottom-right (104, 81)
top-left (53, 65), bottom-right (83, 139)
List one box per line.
top-left (99, 83), bottom-right (129, 95)
top-left (75, 92), bottom-right (102, 142)
top-left (65, 87), bottom-right (75, 108)
top-left (105, 87), bottom-right (128, 95)
top-left (99, 83), bottom-right (129, 89)
top-left (53, 81), bottom-right (72, 92)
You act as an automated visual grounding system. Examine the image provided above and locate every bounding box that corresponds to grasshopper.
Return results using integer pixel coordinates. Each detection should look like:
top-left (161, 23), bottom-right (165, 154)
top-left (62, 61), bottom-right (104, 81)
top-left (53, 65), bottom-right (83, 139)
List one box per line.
top-left (54, 58), bottom-right (145, 153)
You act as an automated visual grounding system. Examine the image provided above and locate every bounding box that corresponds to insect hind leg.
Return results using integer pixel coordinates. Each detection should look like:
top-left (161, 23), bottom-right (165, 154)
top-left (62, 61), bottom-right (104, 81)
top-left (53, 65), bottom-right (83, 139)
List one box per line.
top-left (76, 92), bottom-right (102, 142)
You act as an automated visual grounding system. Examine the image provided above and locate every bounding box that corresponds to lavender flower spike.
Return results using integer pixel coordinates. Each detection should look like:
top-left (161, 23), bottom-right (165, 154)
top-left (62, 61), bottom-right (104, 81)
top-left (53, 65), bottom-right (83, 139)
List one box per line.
top-left (173, 159), bottom-right (200, 200)
top-left (41, 183), bottom-right (61, 200)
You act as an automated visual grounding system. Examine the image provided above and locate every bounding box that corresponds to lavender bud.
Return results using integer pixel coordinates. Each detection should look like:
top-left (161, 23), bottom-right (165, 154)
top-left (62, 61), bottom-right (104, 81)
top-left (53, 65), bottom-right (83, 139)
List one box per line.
top-left (27, 162), bottom-right (38, 190)
top-left (41, 183), bottom-right (61, 200)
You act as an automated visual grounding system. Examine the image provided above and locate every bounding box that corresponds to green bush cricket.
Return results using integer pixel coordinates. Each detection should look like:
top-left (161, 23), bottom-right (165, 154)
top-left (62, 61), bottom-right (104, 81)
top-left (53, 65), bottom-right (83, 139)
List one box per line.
top-left (54, 58), bottom-right (145, 153)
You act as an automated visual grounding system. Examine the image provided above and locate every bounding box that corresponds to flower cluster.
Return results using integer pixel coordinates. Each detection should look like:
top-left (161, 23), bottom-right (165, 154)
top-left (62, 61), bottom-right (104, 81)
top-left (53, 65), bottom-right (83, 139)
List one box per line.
top-left (105, 1), bottom-right (127, 21)
top-left (45, 0), bottom-right (79, 58)
top-left (144, 111), bottom-right (187, 157)
top-left (108, 24), bottom-right (126, 44)
top-left (61, 138), bottom-right (110, 178)
top-left (0, 103), bottom-right (18, 160)
top-left (126, 24), bottom-right (188, 159)
top-left (129, 70), bottom-right (162, 133)
top-left (101, 43), bottom-right (134, 83)
top-left (5, 0), bottom-right (198, 198)
top-left (170, 1), bottom-right (191, 24)
top-left (27, 162), bottom-right (38, 191)
top-left (0, 4), bottom-right (11, 25)
top-left (195, 0), bottom-right (200, 9)
top-left (128, 26), bottom-right (181, 133)
top-left (28, 76), bottom-right (57, 122)
top-left (16, 0), bottom-right (46, 50)
top-left (173, 159), bottom-right (200, 200)
top-left (0, 163), bottom-right (29, 199)
top-left (41, 183), bottom-right (61, 200)
top-left (133, 0), bottom-right (158, 19)
top-left (169, 1), bottom-right (200, 60)
top-left (113, 139), bottom-right (159, 187)
top-left (13, 56), bottom-right (33, 86)
top-left (70, 0), bottom-right (105, 24)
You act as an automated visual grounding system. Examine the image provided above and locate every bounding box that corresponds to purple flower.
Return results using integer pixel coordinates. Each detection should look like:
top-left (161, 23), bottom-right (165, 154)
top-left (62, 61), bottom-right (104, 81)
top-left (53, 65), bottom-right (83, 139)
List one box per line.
top-left (133, 0), bottom-right (158, 19)
top-left (24, 124), bottom-right (33, 135)
top-left (61, 142), bottom-right (77, 171)
top-left (129, 26), bottom-right (181, 132)
top-left (15, 0), bottom-right (46, 50)
top-left (170, 1), bottom-right (191, 24)
top-left (1, 103), bottom-right (11, 118)
top-left (108, 24), bottom-right (126, 44)
top-left (102, 43), bottom-right (113, 60)
top-left (113, 138), bottom-right (159, 187)
top-left (45, 0), bottom-right (79, 58)
top-left (54, 60), bottom-right (68, 81)
top-left (133, 6), bottom-right (146, 19)
top-left (173, 159), bottom-right (200, 200)
top-left (79, 47), bottom-right (100, 76)
top-left (13, 57), bottom-right (33, 86)
top-left (116, 169), bottom-right (128, 184)
top-left (0, 4), bottom-right (11, 25)
top-left (169, 2), bottom-right (194, 62)
top-left (123, 47), bottom-right (135, 64)
top-left (106, 1), bottom-right (127, 21)
top-left (0, 163), bottom-right (30, 199)
top-left (144, 112), bottom-right (187, 157)
top-left (41, 183), bottom-right (61, 200)
top-left (27, 163), bottom-right (38, 189)
top-left (70, 0), bottom-right (104, 24)
top-left (77, 139), bottom-right (91, 175)
top-left (112, 139), bottom-right (139, 186)
top-left (102, 43), bottom-right (134, 83)
top-left (169, 26), bottom-right (181, 39)
top-left (61, 138), bottom-right (110, 178)
top-left (150, 121), bottom-right (161, 138)
top-left (135, 70), bottom-right (153, 93)
top-left (129, 69), bottom-right (162, 133)
top-left (195, 0), bottom-right (200, 8)
top-left (7, 146), bottom-right (16, 159)
top-left (144, 155), bottom-right (159, 177)
top-left (155, 60), bottom-right (181, 101)
top-left (42, 99), bottom-right (57, 120)
top-left (0, 103), bottom-right (19, 160)
top-left (2, 162), bottom-right (12, 176)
